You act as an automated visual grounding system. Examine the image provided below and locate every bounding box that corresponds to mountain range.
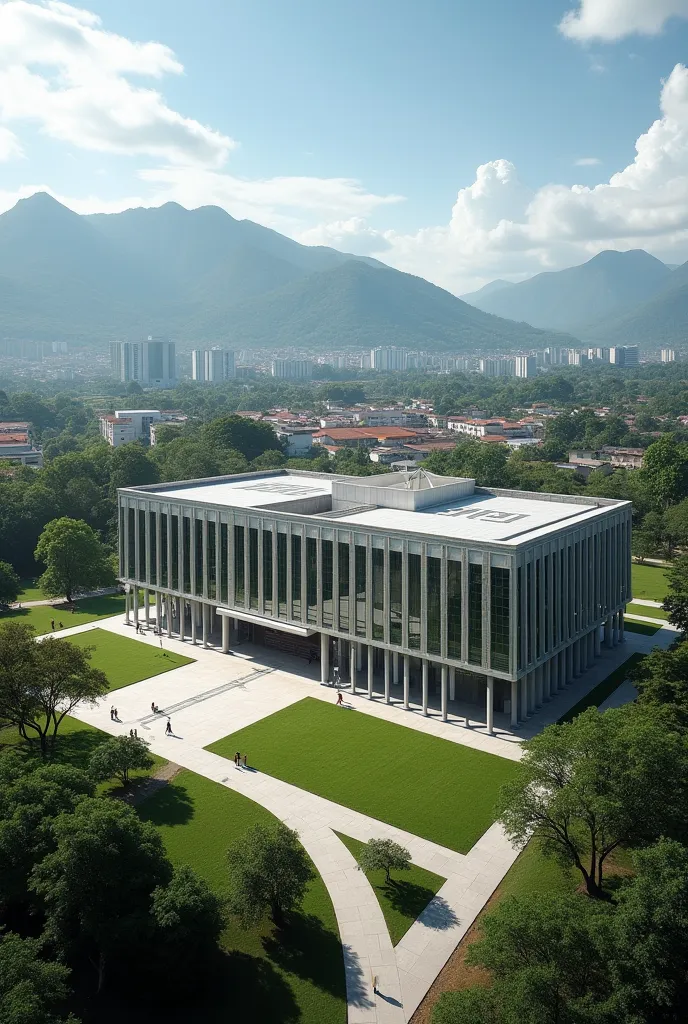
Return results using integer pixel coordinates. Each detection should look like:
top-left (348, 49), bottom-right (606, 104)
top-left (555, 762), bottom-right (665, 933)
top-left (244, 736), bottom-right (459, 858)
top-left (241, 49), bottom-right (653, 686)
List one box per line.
top-left (0, 193), bottom-right (575, 353)
top-left (462, 249), bottom-right (688, 345)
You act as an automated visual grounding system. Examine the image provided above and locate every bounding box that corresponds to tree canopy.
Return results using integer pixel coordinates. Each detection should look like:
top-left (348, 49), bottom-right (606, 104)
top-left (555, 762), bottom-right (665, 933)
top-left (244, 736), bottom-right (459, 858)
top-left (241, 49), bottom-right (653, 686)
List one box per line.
top-left (227, 822), bottom-right (314, 927)
top-left (34, 517), bottom-right (115, 603)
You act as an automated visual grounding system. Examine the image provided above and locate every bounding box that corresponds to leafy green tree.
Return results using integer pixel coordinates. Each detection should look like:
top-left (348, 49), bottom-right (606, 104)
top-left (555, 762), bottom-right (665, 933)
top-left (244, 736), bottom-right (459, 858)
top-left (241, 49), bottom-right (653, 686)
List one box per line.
top-left (0, 623), bottom-right (108, 757)
top-left (151, 865), bottom-right (224, 979)
top-left (632, 529), bottom-right (659, 563)
top-left (108, 443), bottom-right (159, 494)
top-left (125, 381), bottom-right (143, 395)
top-left (0, 931), bottom-right (78, 1024)
top-left (35, 517), bottom-right (115, 602)
top-left (640, 434), bottom-right (688, 510)
top-left (357, 838), bottom-right (411, 883)
top-left (497, 705), bottom-right (688, 898)
top-left (31, 797), bottom-right (172, 993)
top-left (0, 561), bottom-right (20, 605)
top-left (250, 450), bottom-right (286, 471)
top-left (663, 498), bottom-right (688, 552)
top-left (203, 415), bottom-right (283, 461)
top-left (631, 642), bottom-right (688, 729)
top-left (89, 736), bottom-right (154, 787)
top-left (227, 823), bottom-right (314, 927)
top-left (662, 555), bottom-right (688, 633)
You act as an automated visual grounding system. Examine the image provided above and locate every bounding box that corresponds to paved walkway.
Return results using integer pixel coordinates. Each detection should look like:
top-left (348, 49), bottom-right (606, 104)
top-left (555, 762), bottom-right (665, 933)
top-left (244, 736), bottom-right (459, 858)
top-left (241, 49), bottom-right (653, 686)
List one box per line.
top-left (629, 598), bottom-right (664, 608)
top-left (11, 587), bottom-right (120, 609)
top-left (62, 612), bottom-right (676, 1023)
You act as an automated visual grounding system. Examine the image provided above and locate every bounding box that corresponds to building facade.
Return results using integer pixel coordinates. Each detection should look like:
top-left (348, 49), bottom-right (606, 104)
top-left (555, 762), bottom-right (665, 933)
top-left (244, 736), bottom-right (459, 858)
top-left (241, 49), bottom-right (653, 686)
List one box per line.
top-left (118, 470), bottom-right (631, 734)
top-left (515, 355), bottom-right (536, 378)
top-left (192, 348), bottom-right (236, 381)
top-left (661, 348), bottom-right (676, 363)
top-left (110, 338), bottom-right (176, 387)
top-left (270, 359), bottom-right (313, 379)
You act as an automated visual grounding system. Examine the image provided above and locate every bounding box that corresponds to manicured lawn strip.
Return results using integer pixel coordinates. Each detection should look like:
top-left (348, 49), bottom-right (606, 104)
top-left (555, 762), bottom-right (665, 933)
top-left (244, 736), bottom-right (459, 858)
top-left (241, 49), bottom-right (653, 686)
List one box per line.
top-left (631, 563), bottom-right (669, 601)
top-left (625, 602), bottom-right (667, 621)
top-left (17, 579), bottom-right (46, 602)
top-left (624, 619), bottom-right (661, 636)
top-left (0, 594), bottom-right (126, 635)
top-left (558, 654), bottom-right (644, 724)
top-left (334, 831), bottom-right (445, 946)
top-left (69, 628), bottom-right (194, 691)
top-left (207, 697), bottom-right (519, 853)
top-left (139, 769), bottom-right (346, 1024)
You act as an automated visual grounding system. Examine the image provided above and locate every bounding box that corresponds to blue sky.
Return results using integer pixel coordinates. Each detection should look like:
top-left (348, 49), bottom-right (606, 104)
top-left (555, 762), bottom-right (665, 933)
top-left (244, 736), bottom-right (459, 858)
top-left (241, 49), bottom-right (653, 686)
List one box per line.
top-left (1, 0), bottom-right (688, 292)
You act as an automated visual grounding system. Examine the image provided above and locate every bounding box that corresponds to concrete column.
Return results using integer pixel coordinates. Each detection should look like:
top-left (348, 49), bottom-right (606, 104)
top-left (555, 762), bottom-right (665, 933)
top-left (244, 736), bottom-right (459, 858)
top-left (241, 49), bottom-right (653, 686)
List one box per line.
top-left (510, 679), bottom-right (518, 727)
top-left (604, 615), bottom-right (613, 648)
top-left (202, 603), bottom-right (209, 648)
top-left (549, 656), bottom-right (558, 696)
top-left (441, 665), bottom-right (448, 721)
top-left (573, 639), bottom-right (581, 677)
top-left (519, 674), bottom-right (527, 720)
top-left (619, 611), bottom-right (624, 643)
top-left (566, 645), bottom-right (573, 683)
top-left (527, 671), bottom-right (535, 714)
top-left (542, 661), bottom-right (550, 701)
top-left (166, 595), bottom-right (172, 638)
top-left (403, 655), bottom-right (410, 709)
top-left (384, 650), bottom-right (391, 704)
top-left (535, 666), bottom-right (543, 707)
top-left (594, 625), bottom-right (602, 657)
top-left (367, 646), bottom-right (374, 699)
top-left (143, 589), bottom-right (150, 626)
top-left (191, 601), bottom-right (197, 645)
top-left (321, 634), bottom-right (329, 684)
top-left (449, 667), bottom-right (455, 701)
top-left (357, 642), bottom-right (363, 672)
top-left (124, 590), bottom-right (130, 625)
top-left (393, 651), bottom-right (400, 685)
top-left (422, 660), bottom-right (429, 716)
top-left (486, 676), bottom-right (494, 735)
top-left (132, 587), bottom-right (139, 626)
top-left (350, 643), bottom-right (357, 693)
top-left (222, 614), bottom-right (230, 654)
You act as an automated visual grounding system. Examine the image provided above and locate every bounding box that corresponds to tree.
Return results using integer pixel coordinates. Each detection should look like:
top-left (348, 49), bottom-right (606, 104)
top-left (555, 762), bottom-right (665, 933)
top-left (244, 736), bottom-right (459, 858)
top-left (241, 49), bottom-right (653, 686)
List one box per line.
top-left (0, 623), bottom-right (108, 757)
top-left (125, 381), bottom-right (143, 395)
top-left (203, 415), bottom-right (283, 461)
top-left (663, 555), bottom-right (688, 634)
top-left (89, 736), bottom-right (154, 787)
top-left (497, 705), bottom-right (688, 898)
top-left (227, 823), bottom-right (314, 927)
top-left (108, 443), bottom-right (159, 494)
top-left (631, 642), bottom-right (688, 730)
top-left (640, 434), bottom-right (688, 510)
top-left (357, 838), bottom-right (411, 883)
top-left (31, 797), bottom-right (172, 993)
top-left (0, 931), bottom-right (78, 1024)
top-left (34, 517), bottom-right (115, 603)
top-left (151, 865), bottom-right (224, 979)
top-left (663, 498), bottom-right (688, 553)
top-left (0, 561), bottom-right (20, 606)
top-left (631, 530), bottom-right (658, 563)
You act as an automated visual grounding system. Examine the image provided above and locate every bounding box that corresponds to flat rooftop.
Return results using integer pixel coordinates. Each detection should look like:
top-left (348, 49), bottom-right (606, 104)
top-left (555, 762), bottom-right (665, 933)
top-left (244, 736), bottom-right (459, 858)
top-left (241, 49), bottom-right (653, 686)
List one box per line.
top-left (132, 470), bottom-right (627, 547)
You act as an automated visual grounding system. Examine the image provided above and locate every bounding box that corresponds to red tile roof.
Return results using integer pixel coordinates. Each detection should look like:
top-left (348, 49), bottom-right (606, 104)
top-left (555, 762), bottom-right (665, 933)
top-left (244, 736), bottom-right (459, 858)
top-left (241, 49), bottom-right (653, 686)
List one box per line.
top-left (313, 427), bottom-right (419, 441)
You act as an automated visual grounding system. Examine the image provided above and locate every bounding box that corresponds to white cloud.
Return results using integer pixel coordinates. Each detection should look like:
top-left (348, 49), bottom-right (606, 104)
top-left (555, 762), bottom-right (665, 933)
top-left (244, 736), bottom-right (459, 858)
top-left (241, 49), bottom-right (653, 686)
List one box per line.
top-left (560, 0), bottom-right (688, 41)
top-left (0, 0), bottom-right (233, 165)
top-left (575, 157), bottom-right (601, 166)
top-left (0, 125), bottom-right (22, 160)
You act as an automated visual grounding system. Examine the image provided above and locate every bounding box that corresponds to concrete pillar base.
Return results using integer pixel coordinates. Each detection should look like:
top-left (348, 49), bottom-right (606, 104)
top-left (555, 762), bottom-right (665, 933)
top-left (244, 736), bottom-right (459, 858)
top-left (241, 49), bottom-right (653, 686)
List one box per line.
top-left (367, 645), bottom-right (374, 699)
top-left (486, 675), bottom-right (494, 735)
top-left (441, 665), bottom-right (448, 721)
top-left (421, 660), bottom-right (429, 717)
top-left (384, 650), bottom-right (391, 704)
top-left (221, 614), bottom-right (230, 654)
top-left (510, 679), bottom-right (518, 728)
top-left (321, 634), bottom-right (329, 684)
top-left (403, 655), bottom-right (410, 709)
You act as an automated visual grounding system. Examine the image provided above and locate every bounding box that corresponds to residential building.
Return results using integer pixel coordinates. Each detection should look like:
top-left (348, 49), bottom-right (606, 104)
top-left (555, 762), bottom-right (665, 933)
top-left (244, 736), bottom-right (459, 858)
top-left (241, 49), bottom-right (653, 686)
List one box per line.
top-left (0, 421), bottom-right (42, 466)
top-left (274, 428), bottom-right (316, 456)
top-left (110, 338), bottom-right (176, 388)
top-left (479, 357), bottom-right (514, 377)
top-left (117, 469), bottom-right (632, 733)
top-left (192, 348), bottom-right (236, 381)
top-left (515, 355), bottom-right (536, 378)
top-left (661, 348), bottom-right (676, 363)
top-left (370, 347), bottom-right (407, 371)
top-left (99, 409), bottom-right (187, 448)
top-left (271, 359), bottom-right (313, 379)
top-left (312, 427), bottom-right (420, 448)
top-left (609, 346), bottom-right (639, 367)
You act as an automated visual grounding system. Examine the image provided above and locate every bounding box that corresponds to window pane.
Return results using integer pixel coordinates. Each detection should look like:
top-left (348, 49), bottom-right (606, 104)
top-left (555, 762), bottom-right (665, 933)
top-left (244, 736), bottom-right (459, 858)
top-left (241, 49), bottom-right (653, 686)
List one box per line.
top-left (292, 534), bottom-right (302, 620)
top-left (490, 566), bottom-right (510, 673)
top-left (427, 556), bottom-right (441, 655)
top-left (372, 548), bottom-right (384, 640)
top-left (277, 533), bottom-right (287, 618)
top-left (338, 542), bottom-right (349, 632)
top-left (119, 506), bottom-right (125, 576)
top-left (220, 523), bottom-right (228, 605)
top-left (408, 553), bottom-right (421, 650)
top-left (263, 530), bottom-right (272, 615)
top-left (526, 561), bottom-right (532, 663)
top-left (138, 510), bottom-right (146, 581)
top-left (161, 513), bottom-right (168, 588)
top-left (447, 559), bottom-right (461, 660)
top-left (127, 508), bottom-right (135, 578)
top-left (306, 537), bottom-right (317, 623)
top-left (234, 525), bottom-right (245, 604)
top-left (173, 515), bottom-right (181, 591)
top-left (355, 545), bottom-right (367, 637)
top-left (535, 558), bottom-right (541, 659)
top-left (389, 550), bottom-right (402, 646)
top-left (517, 566), bottom-right (522, 669)
top-left (208, 522), bottom-right (217, 601)
top-left (149, 511), bottom-right (157, 585)
top-left (195, 520), bottom-right (203, 596)
top-left (468, 563), bottom-right (482, 665)
top-left (249, 528), bottom-right (258, 609)
top-left (322, 539), bottom-right (333, 627)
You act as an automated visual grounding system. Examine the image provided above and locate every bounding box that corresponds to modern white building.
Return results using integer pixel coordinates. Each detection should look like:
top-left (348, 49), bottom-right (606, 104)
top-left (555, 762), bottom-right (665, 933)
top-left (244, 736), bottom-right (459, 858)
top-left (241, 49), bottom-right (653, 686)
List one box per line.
top-left (609, 346), bottom-right (639, 367)
top-left (515, 355), bottom-right (536, 379)
top-left (661, 348), bottom-right (676, 363)
top-left (271, 359), bottom-right (313, 379)
top-left (192, 348), bottom-right (236, 381)
top-left (370, 347), bottom-right (407, 371)
top-left (479, 357), bottom-right (514, 377)
top-left (117, 469), bottom-right (632, 734)
top-left (110, 338), bottom-right (176, 388)
top-left (99, 409), bottom-right (187, 447)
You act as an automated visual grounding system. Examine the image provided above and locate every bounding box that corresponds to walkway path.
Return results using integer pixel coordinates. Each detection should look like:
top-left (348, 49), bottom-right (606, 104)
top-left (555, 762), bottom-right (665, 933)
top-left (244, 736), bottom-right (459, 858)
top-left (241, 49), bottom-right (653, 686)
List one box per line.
top-left (11, 587), bottom-right (119, 609)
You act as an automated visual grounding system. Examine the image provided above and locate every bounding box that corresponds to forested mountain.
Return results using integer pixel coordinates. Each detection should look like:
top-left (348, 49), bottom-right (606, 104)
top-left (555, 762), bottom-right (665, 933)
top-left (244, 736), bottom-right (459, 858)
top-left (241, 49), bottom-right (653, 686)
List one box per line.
top-left (0, 193), bottom-right (576, 351)
top-left (584, 258), bottom-right (688, 345)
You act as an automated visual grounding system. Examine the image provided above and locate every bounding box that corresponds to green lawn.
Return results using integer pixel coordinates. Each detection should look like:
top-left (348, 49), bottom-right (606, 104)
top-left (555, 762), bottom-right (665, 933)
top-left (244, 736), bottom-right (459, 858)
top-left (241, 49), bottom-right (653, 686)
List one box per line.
top-left (207, 697), bottom-right (519, 853)
top-left (631, 562), bottom-right (669, 601)
top-left (626, 602), bottom-right (667, 621)
top-left (69, 628), bottom-right (194, 692)
top-left (335, 831), bottom-right (445, 945)
top-left (624, 619), bottom-right (662, 636)
top-left (558, 653), bottom-right (644, 724)
top-left (17, 578), bottom-right (46, 602)
top-left (0, 594), bottom-right (126, 635)
top-left (139, 769), bottom-right (346, 1024)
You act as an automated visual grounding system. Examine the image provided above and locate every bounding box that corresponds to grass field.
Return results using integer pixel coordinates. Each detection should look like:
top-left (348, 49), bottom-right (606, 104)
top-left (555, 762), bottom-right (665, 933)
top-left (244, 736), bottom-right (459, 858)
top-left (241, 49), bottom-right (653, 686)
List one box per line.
top-left (139, 770), bottom-right (346, 1024)
top-left (624, 619), bottom-right (662, 636)
top-left (0, 594), bottom-right (126, 635)
top-left (631, 562), bottom-right (669, 601)
top-left (69, 628), bottom-right (194, 691)
top-left (207, 698), bottom-right (519, 853)
top-left (558, 653), bottom-right (644, 724)
top-left (335, 831), bottom-right (445, 945)
top-left (17, 578), bottom-right (46, 602)
top-left (626, 602), bottom-right (667, 621)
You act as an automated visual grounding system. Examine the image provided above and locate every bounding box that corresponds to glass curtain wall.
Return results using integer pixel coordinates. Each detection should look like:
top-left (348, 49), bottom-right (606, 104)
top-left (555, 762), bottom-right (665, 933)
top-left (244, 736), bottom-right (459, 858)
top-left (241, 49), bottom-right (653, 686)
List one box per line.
top-left (277, 533), bottom-right (287, 618)
top-left (355, 546), bottom-right (366, 637)
top-left (468, 563), bottom-right (482, 664)
top-left (389, 550), bottom-right (402, 645)
top-left (208, 522), bottom-right (217, 600)
top-left (149, 511), bottom-right (157, 585)
top-left (321, 539), bottom-right (333, 627)
top-left (194, 521), bottom-right (203, 596)
top-left (138, 510), bottom-right (146, 581)
top-left (306, 537), bottom-right (317, 623)
top-left (220, 523), bottom-right (228, 605)
top-left (234, 526), bottom-right (245, 604)
top-left (490, 566), bottom-right (510, 672)
top-left (372, 548), bottom-right (384, 640)
top-left (338, 542), bottom-right (349, 632)
top-left (127, 508), bottom-right (135, 579)
top-left (427, 556), bottom-right (441, 655)
top-left (249, 528), bottom-right (258, 609)
top-left (447, 559), bottom-right (461, 660)
top-left (408, 553), bottom-right (421, 649)
top-left (292, 534), bottom-right (302, 620)
top-left (263, 530), bottom-right (272, 615)
top-left (160, 514), bottom-right (168, 587)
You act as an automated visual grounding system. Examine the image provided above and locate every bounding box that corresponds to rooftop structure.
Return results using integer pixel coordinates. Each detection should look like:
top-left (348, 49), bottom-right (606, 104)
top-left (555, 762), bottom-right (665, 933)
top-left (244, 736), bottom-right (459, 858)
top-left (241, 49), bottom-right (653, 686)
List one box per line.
top-left (118, 469), bottom-right (631, 736)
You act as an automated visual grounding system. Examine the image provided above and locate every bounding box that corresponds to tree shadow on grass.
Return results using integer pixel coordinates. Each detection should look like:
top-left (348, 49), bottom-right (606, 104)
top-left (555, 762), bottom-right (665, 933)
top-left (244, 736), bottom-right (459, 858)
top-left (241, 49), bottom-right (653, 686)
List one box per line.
top-left (378, 877), bottom-right (438, 922)
top-left (137, 782), bottom-right (195, 826)
top-left (262, 911), bottom-right (347, 1001)
top-left (50, 728), bottom-right (105, 770)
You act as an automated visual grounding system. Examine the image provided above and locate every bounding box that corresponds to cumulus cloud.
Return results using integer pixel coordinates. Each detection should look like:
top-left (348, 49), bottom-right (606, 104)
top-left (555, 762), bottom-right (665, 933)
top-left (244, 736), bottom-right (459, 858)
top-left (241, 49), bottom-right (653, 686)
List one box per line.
top-left (0, 0), bottom-right (233, 165)
top-left (560, 0), bottom-right (688, 41)
top-left (0, 125), bottom-right (22, 160)
top-left (575, 156), bottom-right (601, 165)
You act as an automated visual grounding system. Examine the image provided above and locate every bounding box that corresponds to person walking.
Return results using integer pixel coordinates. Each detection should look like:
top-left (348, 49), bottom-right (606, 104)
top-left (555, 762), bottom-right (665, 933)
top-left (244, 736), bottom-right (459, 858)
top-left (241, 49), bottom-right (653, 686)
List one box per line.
top-left (50, 618), bottom-right (55, 630)
top-left (165, 719), bottom-right (172, 736)
top-left (242, 753), bottom-right (248, 767)
top-left (336, 691), bottom-right (344, 706)
top-left (110, 705), bottom-right (115, 720)
top-left (113, 708), bottom-right (118, 720)
top-left (58, 621), bottom-right (63, 630)
top-left (234, 751), bottom-right (241, 767)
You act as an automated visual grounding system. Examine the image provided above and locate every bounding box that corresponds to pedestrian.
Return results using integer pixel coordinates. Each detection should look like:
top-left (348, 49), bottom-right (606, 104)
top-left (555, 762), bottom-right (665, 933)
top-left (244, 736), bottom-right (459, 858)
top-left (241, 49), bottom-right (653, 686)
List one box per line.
top-left (159, 637), bottom-right (163, 649)
top-left (129, 728), bottom-right (133, 737)
top-left (151, 701), bottom-right (155, 713)
top-left (71, 605), bottom-right (76, 613)
top-left (58, 621), bottom-right (63, 629)
top-left (50, 618), bottom-right (55, 630)
top-left (113, 708), bottom-right (118, 720)
top-left (110, 705), bottom-right (115, 720)
top-left (134, 728), bottom-right (138, 738)
top-left (242, 753), bottom-right (248, 767)
top-left (336, 691), bottom-right (343, 706)
top-left (165, 719), bottom-right (172, 736)
top-left (234, 751), bottom-right (241, 767)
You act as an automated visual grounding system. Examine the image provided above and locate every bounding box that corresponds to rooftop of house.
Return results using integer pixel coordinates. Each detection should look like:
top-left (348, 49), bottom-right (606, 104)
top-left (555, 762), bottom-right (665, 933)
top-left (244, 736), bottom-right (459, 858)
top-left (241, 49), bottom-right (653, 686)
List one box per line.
top-left (124, 469), bottom-right (628, 548)
top-left (313, 427), bottom-right (419, 441)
